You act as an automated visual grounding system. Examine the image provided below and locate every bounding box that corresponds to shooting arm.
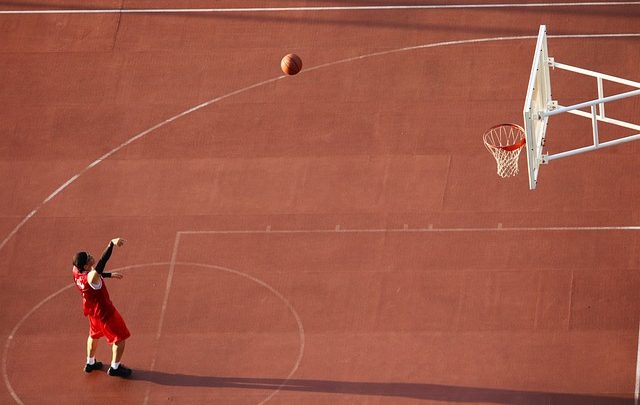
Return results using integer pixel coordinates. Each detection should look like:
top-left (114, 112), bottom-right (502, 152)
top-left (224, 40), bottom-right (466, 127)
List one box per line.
top-left (95, 241), bottom-right (114, 274)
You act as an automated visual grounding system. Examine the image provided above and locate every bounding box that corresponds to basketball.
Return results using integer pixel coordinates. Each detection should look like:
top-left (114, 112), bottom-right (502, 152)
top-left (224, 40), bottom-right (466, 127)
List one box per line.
top-left (281, 54), bottom-right (302, 75)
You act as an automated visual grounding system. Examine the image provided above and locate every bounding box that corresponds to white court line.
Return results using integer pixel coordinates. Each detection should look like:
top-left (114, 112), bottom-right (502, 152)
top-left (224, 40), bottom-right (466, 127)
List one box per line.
top-left (179, 225), bottom-right (640, 235)
top-left (142, 234), bottom-right (182, 405)
top-left (1, 2), bottom-right (640, 14)
top-left (637, 319), bottom-right (640, 405)
top-left (1, 286), bottom-right (74, 405)
top-left (305, 32), bottom-right (640, 75)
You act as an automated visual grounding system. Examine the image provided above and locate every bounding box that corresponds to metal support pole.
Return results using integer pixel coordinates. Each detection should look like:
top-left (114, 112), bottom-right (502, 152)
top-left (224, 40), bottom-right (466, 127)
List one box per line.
top-left (565, 109), bottom-right (640, 132)
top-left (546, 132), bottom-right (640, 162)
top-left (541, 88), bottom-right (640, 118)
top-left (597, 77), bottom-right (605, 118)
top-left (591, 105), bottom-right (599, 147)
top-left (553, 61), bottom-right (640, 89)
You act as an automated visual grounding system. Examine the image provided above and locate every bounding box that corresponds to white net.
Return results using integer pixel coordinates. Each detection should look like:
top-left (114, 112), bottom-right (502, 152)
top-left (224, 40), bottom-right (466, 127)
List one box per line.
top-left (483, 124), bottom-right (526, 178)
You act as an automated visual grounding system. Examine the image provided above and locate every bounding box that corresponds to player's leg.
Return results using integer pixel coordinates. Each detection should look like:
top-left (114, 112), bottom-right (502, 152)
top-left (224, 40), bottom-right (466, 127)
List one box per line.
top-left (104, 310), bottom-right (132, 377)
top-left (84, 318), bottom-right (104, 372)
top-left (87, 336), bottom-right (98, 358)
top-left (107, 339), bottom-right (132, 377)
top-left (112, 339), bottom-right (125, 363)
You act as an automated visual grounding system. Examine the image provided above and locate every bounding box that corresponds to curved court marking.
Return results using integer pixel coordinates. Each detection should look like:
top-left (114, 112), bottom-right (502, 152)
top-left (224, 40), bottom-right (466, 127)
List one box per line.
top-left (1, 32), bottom-right (640, 404)
top-left (1, 2), bottom-right (640, 14)
top-left (2, 262), bottom-right (305, 405)
top-left (178, 262), bottom-right (305, 405)
top-left (2, 263), bottom-right (158, 405)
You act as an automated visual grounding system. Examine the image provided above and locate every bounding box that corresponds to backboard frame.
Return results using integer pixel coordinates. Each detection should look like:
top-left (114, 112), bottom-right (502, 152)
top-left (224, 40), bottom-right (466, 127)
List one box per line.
top-left (522, 25), bottom-right (552, 190)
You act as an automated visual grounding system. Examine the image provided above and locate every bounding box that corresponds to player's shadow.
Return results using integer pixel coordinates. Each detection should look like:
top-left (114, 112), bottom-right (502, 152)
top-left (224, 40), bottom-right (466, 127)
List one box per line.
top-left (132, 370), bottom-right (630, 405)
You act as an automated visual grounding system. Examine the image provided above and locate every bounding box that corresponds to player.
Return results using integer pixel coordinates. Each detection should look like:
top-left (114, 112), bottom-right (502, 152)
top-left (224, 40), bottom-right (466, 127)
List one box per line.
top-left (72, 238), bottom-right (132, 377)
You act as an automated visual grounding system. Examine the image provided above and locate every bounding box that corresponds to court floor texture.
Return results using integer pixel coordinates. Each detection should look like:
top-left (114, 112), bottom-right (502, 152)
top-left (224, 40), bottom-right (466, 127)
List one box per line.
top-left (1, 1), bottom-right (639, 404)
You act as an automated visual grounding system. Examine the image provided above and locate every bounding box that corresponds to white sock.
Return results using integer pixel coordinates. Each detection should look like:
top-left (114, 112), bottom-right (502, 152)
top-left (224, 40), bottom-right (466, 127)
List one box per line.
top-left (111, 362), bottom-right (120, 369)
top-left (87, 357), bottom-right (95, 365)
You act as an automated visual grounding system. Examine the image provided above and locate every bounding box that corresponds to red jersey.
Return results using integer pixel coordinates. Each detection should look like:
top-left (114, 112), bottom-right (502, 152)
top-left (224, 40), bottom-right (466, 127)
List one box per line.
top-left (73, 266), bottom-right (116, 322)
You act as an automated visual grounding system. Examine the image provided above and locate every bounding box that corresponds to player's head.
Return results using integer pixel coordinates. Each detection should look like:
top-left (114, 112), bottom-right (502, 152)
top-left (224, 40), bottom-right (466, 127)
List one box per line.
top-left (73, 251), bottom-right (94, 271)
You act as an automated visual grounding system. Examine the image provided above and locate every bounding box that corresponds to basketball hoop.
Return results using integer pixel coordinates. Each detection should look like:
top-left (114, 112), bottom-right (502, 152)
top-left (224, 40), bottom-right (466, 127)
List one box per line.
top-left (483, 123), bottom-right (526, 178)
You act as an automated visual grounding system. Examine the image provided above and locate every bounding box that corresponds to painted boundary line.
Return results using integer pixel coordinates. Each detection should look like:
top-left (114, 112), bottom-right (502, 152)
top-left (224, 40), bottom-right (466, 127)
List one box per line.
top-left (178, 225), bottom-right (640, 235)
top-left (1, 2), bottom-right (640, 14)
top-left (637, 317), bottom-right (640, 405)
top-left (143, 235), bottom-right (182, 404)
top-left (637, 318), bottom-right (640, 405)
top-left (179, 225), bottom-right (640, 404)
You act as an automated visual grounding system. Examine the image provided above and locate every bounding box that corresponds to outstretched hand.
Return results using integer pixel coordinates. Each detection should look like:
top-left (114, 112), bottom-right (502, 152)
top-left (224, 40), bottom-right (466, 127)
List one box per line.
top-left (110, 272), bottom-right (124, 279)
top-left (111, 238), bottom-right (126, 247)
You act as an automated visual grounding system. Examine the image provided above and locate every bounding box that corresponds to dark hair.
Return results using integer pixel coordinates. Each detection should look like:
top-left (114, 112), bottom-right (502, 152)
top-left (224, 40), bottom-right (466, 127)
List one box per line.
top-left (73, 251), bottom-right (89, 270)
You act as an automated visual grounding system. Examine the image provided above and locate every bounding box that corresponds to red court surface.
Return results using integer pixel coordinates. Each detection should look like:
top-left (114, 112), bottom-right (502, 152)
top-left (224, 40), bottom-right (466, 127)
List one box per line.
top-left (1, 1), bottom-right (640, 404)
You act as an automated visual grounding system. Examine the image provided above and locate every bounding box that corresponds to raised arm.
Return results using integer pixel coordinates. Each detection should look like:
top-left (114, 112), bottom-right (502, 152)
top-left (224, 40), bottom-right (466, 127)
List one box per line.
top-left (88, 238), bottom-right (126, 285)
top-left (95, 238), bottom-right (126, 274)
top-left (95, 242), bottom-right (113, 274)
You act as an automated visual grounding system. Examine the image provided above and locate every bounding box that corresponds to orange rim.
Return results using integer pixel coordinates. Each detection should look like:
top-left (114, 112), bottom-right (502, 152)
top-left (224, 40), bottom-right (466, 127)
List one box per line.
top-left (483, 123), bottom-right (526, 152)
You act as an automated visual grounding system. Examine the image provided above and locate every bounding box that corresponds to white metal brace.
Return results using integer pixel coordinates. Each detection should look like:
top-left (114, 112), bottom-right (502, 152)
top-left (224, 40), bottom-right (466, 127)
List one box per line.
top-left (539, 59), bottom-right (640, 162)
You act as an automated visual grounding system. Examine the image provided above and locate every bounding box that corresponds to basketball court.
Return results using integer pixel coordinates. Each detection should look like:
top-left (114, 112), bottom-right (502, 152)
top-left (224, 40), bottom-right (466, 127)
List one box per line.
top-left (1, 1), bottom-right (639, 404)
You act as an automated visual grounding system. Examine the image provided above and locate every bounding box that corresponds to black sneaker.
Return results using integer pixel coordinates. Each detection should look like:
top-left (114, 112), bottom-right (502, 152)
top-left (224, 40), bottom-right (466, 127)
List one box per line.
top-left (84, 361), bottom-right (103, 373)
top-left (107, 364), bottom-right (132, 378)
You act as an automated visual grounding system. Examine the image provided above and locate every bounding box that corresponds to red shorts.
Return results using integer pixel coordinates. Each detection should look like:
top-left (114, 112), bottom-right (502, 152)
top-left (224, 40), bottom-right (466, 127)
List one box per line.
top-left (88, 309), bottom-right (131, 344)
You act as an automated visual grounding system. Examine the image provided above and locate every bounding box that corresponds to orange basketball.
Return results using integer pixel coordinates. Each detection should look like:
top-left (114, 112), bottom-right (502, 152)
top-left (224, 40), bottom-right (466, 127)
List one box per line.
top-left (281, 54), bottom-right (302, 75)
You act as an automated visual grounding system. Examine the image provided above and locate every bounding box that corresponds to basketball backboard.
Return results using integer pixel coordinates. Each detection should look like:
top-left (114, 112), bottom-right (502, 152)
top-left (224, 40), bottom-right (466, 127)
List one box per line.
top-left (522, 25), bottom-right (552, 190)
